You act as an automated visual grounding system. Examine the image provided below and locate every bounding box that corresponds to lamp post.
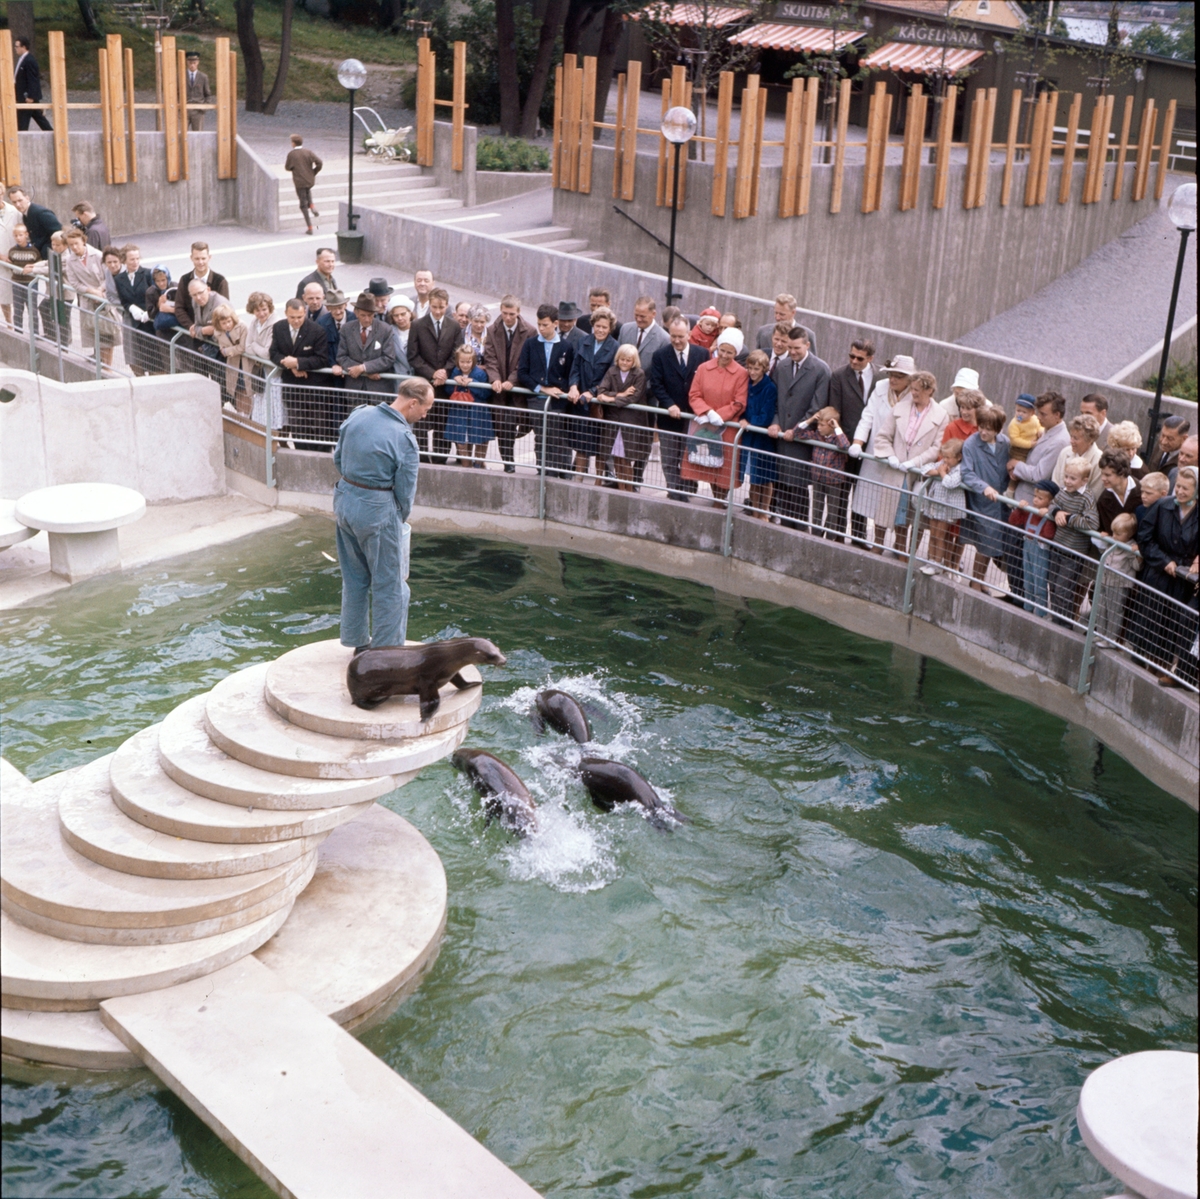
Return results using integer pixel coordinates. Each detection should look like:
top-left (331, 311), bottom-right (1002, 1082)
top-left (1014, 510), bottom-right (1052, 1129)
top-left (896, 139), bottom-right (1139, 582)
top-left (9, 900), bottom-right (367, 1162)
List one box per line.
top-left (337, 58), bottom-right (368, 264)
top-left (1146, 182), bottom-right (1196, 456)
top-left (661, 105), bottom-right (697, 309)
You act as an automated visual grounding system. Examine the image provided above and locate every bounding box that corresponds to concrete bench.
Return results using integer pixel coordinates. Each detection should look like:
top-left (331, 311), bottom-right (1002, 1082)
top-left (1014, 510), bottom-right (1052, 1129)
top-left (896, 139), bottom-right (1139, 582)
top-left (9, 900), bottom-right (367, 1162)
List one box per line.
top-left (0, 499), bottom-right (37, 550)
top-left (14, 483), bottom-right (146, 582)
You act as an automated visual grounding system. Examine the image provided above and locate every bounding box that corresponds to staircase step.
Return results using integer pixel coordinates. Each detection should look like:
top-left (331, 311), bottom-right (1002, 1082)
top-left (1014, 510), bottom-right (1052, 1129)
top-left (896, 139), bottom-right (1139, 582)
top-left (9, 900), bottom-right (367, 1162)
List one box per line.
top-left (0, 1007), bottom-right (141, 1070)
top-left (503, 225), bottom-right (574, 244)
top-left (574, 249), bottom-right (606, 260)
top-left (538, 238), bottom-right (591, 253)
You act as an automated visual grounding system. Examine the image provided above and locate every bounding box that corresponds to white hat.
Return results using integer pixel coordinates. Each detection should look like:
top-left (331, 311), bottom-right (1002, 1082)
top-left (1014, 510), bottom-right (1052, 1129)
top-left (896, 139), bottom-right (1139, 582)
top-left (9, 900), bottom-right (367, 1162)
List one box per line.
top-left (390, 295), bottom-right (415, 312)
top-left (715, 327), bottom-right (744, 354)
top-left (885, 354), bottom-right (916, 375)
top-left (953, 367), bottom-right (979, 390)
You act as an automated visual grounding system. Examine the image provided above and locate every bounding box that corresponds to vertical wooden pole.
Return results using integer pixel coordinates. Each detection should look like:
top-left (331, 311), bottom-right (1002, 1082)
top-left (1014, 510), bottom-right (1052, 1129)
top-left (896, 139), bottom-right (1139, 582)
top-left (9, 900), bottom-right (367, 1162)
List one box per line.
top-left (656, 75), bottom-right (671, 206)
top-left (1154, 97), bottom-right (1177, 200)
top-left (0, 31), bottom-right (18, 187)
top-left (107, 35), bottom-right (129, 184)
top-left (551, 64), bottom-right (564, 189)
top-left (612, 72), bottom-right (626, 198)
top-left (578, 54), bottom-right (596, 194)
top-left (932, 84), bottom-right (956, 209)
top-left (560, 55), bottom-right (577, 191)
top-left (976, 87), bottom-right (996, 207)
top-left (48, 31), bottom-right (70, 186)
top-left (125, 47), bottom-right (138, 183)
top-left (416, 38), bottom-right (434, 167)
top-left (99, 48), bottom-right (114, 185)
top-left (778, 78), bottom-right (801, 219)
top-left (795, 75), bottom-right (817, 216)
top-left (1035, 91), bottom-right (1057, 204)
top-left (749, 85), bottom-right (767, 216)
top-left (1024, 93), bottom-right (1046, 205)
top-left (899, 84), bottom-right (924, 211)
top-left (1081, 95), bottom-right (1104, 204)
top-left (215, 36), bottom-right (232, 179)
top-left (1000, 88), bottom-right (1020, 206)
top-left (452, 41), bottom-right (466, 172)
top-left (962, 92), bottom-right (981, 208)
top-left (1092, 92), bottom-right (1114, 201)
top-left (1057, 91), bottom-right (1082, 204)
top-left (861, 81), bottom-right (884, 213)
top-left (1131, 99), bottom-right (1156, 201)
top-left (162, 35), bottom-right (180, 183)
top-left (229, 47), bottom-right (238, 164)
top-left (1111, 94), bottom-right (1134, 201)
top-left (620, 59), bottom-right (640, 202)
top-left (876, 92), bottom-right (892, 211)
top-left (830, 77), bottom-right (851, 214)
top-left (733, 75), bottom-right (760, 219)
top-left (711, 71), bottom-right (733, 217)
top-left (177, 49), bottom-right (190, 180)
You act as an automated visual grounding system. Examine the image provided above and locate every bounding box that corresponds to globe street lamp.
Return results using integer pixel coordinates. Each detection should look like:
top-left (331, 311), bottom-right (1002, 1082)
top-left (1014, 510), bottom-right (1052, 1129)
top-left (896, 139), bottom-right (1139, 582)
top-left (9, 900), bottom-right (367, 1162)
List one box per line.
top-left (661, 105), bottom-right (697, 308)
top-left (1147, 182), bottom-right (1196, 456)
top-left (337, 58), bottom-right (368, 264)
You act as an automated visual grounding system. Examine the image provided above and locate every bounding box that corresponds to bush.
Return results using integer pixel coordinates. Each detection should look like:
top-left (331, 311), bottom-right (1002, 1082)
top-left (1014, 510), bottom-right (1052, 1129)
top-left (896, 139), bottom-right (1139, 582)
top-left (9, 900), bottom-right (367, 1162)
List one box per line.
top-left (1143, 361), bottom-right (1199, 403)
top-left (476, 136), bottom-right (550, 172)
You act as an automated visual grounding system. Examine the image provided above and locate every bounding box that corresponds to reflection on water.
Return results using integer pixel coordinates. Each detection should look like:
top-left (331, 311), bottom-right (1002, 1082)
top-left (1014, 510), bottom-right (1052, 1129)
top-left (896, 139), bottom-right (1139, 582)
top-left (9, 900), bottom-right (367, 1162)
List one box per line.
top-left (2, 521), bottom-right (1196, 1199)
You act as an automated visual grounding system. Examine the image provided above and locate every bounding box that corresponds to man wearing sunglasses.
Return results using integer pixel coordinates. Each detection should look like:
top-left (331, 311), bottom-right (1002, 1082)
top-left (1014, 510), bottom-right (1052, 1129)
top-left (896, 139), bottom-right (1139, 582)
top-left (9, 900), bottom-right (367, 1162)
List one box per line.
top-left (828, 339), bottom-right (876, 547)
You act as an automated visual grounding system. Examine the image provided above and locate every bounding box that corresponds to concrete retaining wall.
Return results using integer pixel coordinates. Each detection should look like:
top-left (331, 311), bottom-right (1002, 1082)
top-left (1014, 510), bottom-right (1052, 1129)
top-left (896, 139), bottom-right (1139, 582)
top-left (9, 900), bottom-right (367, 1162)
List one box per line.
top-left (226, 442), bottom-right (1197, 807)
top-left (475, 173), bottom-right (553, 205)
top-left (2, 368), bottom-right (225, 503)
top-left (1110, 314), bottom-right (1200, 389)
top-left (350, 202), bottom-right (1197, 432)
top-left (553, 146), bottom-right (1163, 343)
top-left (236, 138), bottom-right (283, 235)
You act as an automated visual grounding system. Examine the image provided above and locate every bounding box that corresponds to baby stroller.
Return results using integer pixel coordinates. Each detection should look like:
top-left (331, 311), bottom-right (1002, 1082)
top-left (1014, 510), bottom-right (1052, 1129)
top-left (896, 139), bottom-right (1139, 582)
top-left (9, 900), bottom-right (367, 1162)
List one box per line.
top-left (354, 107), bottom-right (413, 161)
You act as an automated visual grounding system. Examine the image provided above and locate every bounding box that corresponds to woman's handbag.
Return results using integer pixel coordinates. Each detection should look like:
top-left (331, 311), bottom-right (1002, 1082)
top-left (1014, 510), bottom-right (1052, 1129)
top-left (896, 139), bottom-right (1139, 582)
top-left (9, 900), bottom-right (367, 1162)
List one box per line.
top-left (686, 419), bottom-right (724, 468)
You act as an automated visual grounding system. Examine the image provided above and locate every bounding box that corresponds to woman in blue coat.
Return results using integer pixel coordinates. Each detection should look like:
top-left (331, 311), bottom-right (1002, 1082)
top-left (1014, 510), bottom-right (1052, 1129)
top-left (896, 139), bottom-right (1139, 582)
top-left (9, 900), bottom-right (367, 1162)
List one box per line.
top-left (737, 349), bottom-right (779, 517)
top-left (959, 407), bottom-right (1011, 590)
top-left (565, 306), bottom-right (618, 481)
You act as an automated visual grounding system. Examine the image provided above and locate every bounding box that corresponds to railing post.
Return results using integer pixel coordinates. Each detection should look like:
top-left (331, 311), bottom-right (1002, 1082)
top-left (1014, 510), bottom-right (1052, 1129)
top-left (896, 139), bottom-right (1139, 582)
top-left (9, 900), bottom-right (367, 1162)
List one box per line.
top-left (26, 276), bottom-right (39, 375)
top-left (538, 402), bottom-right (550, 522)
top-left (168, 326), bottom-right (187, 374)
top-left (901, 484), bottom-right (923, 615)
top-left (1077, 544), bottom-right (1115, 695)
top-left (722, 424), bottom-right (747, 557)
top-left (93, 301), bottom-right (105, 380)
top-left (264, 366), bottom-right (280, 491)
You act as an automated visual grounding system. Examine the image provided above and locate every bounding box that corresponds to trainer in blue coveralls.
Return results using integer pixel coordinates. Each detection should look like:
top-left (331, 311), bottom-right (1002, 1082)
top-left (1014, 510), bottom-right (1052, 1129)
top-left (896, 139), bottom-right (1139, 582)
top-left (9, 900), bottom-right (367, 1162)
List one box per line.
top-left (332, 375), bottom-right (435, 652)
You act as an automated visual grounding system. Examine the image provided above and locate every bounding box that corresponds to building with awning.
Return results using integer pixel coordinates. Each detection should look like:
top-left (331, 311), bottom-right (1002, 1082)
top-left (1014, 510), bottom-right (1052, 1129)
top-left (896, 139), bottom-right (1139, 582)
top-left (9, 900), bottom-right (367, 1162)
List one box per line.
top-left (860, 41), bottom-right (984, 75)
top-left (727, 22), bottom-right (865, 53)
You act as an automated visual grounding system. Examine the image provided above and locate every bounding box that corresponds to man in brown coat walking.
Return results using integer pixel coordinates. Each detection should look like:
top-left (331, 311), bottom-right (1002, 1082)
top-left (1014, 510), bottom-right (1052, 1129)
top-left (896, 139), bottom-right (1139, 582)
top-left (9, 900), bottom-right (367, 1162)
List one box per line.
top-left (284, 135), bottom-right (323, 234)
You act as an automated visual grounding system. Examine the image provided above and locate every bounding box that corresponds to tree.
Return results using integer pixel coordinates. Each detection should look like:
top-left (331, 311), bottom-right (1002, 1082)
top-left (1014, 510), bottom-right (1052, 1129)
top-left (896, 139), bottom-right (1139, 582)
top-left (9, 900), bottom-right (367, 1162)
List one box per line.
top-left (263, 0), bottom-right (296, 115)
top-left (496, 0), bottom-right (523, 135)
top-left (590, 2), bottom-right (626, 121)
top-left (520, 0), bottom-right (569, 136)
top-left (235, 0), bottom-right (267, 112)
top-left (76, 0), bottom-right (103, 38)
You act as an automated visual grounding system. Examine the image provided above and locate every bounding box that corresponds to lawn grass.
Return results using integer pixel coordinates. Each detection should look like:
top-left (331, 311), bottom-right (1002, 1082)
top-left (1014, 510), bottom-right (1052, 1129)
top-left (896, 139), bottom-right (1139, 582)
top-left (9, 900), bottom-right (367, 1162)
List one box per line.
top-left (1143, 360), bottom-right (1199, 403)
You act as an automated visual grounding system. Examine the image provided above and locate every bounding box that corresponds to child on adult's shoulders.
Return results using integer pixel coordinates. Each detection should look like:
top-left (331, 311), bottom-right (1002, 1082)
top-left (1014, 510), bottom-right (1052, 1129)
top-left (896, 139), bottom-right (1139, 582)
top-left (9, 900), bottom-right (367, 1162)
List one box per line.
top-left (1005, 393), bottom-right (1043, 496)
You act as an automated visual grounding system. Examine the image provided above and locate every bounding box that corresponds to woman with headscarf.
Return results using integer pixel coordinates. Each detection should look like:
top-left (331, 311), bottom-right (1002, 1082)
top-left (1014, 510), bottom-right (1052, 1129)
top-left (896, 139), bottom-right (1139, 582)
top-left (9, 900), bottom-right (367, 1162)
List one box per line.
top-left (848, 355), bottom-right (914, 552)
top-left (681, 327), bottom-right (749, 505)
top-left (689, 306), bottom-right (722, 352)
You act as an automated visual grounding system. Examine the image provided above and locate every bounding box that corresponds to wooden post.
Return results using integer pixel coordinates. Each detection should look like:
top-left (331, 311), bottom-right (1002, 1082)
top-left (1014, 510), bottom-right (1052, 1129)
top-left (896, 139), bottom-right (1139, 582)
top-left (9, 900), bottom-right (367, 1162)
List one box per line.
top-left (1131, 99), bottom-right (1157, 202)
top-left (46, 30), bottom-right (70, 185)
top-left (861, 81), bottom-right (885, 213)
top-left (620, 59), bottom-right (640, 202)
top-left (1111, 94), bottom-right (1134, 201)
top-left (177, 48), bottom-right (190, 181)
top-left (229, 47), bottom-right (238, 161)
top-left (830, 77), bottom-right (851, 214)
top-left (656, 75), bottom-right (671, 206)
top-left (560, 55), bottom-right (577, 191)
top-left (612, 72), bottom-right (626, 198)
top-left (551, 64), bottom-right (564, 189)
top-left (962, 92), bottom-right (982, 208)
top-left (733, 75), bottom-right (760, 219)
top-left (1024, 92), bottom-right (1046, 206)
top-left (1000, 88), bottom-right (1020, 206)
top-left (1058, 91), bottom-right (1082, 204)
top-left (106, 35), bottom-right (128, 184)
top-left (778, 77), bottom-right (801, 219)
top-left (162, 35), bottom-right (180, 183)
top-left (1154, 97), bottom-right (1177, 200)
top-left (0, 31), bottom-right (18, 187)
top-left (416, 38), bottom-right (434, 167)
top-left (578, 54), bottom-right (596, 194)
top-left (899, 84), bottom-right (925, 211)
top-left (99, 48), bottom-right (114, 185)
top-left (1035, 91), bottom-right (1058, 205)
top-left (932, 84), bottom-right (956, 210)
top-left (1090, 92), bottom-right (1114, 202)
top-left (795, 75), bottom-right (817, 216)
top-left (976, 87), bottom-right (996, 207)
top-left (125, 47), bottom-right (138, 184)
top-left (661, 63), bottom-right (687, 208)
top-left (452, 41), bottom-right (467, 172)
top-left (878, 92), bottom-right (892, 211)
top-left (711, 71), bottom-right (733, 217)
top-left (1081, 95), bottom-right (1104, 204)
top-left (215, 36), bottom-right (232, 179)
top-left (749, 85), bottom-right (767, 216)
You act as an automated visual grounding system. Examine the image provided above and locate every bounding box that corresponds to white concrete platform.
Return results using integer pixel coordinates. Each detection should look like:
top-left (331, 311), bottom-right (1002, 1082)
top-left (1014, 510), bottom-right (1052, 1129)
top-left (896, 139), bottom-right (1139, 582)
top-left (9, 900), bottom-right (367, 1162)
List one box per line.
top-left (1077, 1049), bottom-right (1198, 1199)
top-left (101, 956), bottom-right (540, 1199)
top-left (1, 1007), bottom-right (142, 1070)
top-left (204, 662), bottom-right (469, 779)
top-left (15, 482), bottom-right (146, 582)
top-left (0, 755), bottom-right (33, 795)
top-left (265, 638), bottom-right (483, 740)
top-left (0, 500), bottom-right (36, 549)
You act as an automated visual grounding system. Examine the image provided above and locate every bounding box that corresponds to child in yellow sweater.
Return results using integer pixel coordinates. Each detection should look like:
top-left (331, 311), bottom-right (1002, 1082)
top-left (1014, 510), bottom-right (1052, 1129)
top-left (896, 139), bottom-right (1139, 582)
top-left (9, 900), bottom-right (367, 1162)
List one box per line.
top-left (1005, 393), bottom-right (1043, 495)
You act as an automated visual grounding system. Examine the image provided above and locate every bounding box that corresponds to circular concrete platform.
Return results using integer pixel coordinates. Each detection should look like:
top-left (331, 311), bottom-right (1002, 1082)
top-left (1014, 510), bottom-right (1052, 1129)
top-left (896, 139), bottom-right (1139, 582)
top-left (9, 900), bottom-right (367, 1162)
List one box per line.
top-left (14, 482), bottom-right (146, 534)
top-left (0, 500), bottom-right (36, 549)
top-left (265, 638), bottom-right (483, 740)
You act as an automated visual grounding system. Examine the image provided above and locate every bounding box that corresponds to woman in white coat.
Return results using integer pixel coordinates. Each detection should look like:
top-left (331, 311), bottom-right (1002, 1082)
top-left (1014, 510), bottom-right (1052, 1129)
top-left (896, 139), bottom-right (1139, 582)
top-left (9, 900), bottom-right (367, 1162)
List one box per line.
top-left (872, 370), bottom-right (949, 555)
top-left (849, 355), bottom-right (915, 552)
top-left (0, 192), bottom-right (21, 327)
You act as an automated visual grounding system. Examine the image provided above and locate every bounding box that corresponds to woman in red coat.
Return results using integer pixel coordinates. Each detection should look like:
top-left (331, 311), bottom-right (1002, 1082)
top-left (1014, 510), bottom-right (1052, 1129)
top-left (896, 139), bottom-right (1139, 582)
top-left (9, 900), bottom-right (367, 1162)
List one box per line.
top-left (681, 328), bottom-right (749, 503)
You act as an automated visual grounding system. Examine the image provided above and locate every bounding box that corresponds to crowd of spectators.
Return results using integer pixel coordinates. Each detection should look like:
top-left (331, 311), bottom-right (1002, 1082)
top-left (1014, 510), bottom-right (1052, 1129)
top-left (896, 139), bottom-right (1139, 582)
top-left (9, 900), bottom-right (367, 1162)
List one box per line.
top-left (2, 186), bottom-right (1196, 687)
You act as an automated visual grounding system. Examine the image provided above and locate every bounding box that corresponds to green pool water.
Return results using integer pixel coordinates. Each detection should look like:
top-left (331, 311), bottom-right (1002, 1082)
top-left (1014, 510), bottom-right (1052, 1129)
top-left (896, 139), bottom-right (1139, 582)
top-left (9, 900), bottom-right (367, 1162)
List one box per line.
top-left (1, 520), bottom-right (1195, 1199)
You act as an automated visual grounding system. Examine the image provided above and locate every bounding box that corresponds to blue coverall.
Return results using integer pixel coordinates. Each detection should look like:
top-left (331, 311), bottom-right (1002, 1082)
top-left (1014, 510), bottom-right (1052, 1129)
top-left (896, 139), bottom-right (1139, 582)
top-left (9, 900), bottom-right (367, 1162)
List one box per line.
top-left (332, 402), bottom-right (419, 649)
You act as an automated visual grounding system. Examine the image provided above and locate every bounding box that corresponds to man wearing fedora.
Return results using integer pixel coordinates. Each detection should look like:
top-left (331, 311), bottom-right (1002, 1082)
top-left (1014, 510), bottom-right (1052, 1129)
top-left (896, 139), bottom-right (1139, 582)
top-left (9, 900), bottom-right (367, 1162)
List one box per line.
top-left (316, 289), bottom-right (349, 378)
top-left (368, 277), bottom-right (393, 317)
top-left (338, 291), bottom-right (397, 402)
top-left (557, 301), bottom-right (587, 350)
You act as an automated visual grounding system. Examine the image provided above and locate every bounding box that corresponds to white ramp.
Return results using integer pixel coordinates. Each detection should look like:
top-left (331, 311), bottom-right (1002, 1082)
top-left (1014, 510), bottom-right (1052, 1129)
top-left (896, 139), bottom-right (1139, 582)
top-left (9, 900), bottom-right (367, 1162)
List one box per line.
top-left (101, 956), bottom-right (539, 1199)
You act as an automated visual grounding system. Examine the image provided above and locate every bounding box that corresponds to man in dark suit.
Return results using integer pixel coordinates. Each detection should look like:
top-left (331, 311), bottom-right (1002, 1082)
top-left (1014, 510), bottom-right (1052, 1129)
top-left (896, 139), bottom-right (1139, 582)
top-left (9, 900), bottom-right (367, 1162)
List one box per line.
top-left (270, 298), bottom-right (329, 447)
top-left (827, 338), bottom-right (876, 545)
top-left (755, 293), bottom-right (817, 359)
top-left (7, 187), bottom-right (61, 256)
top-left (14, 37), bottom-right (52, 131)
top-left (184, 51), bottom-right (211, 131)
top-left (518, 303), bottom-right (576, 476)
top-left (174, 241), bottom-right (229, 331)
top-left (319, 289), bottom-right (350, 374)
top-left (769, 327), bottom-right (831, 528)
top-left (114, 244), bottom-right (154, 374)
top-left (408, 286), bottom-right (464, 462)
top-left (71, 202), bottom-right (110, 251)
top-left (482, 294), bottom-right (536, 473)
top-left (647, 318), bottom-right (706, 501)
top-left (337, 291), bottom-right (396, 399)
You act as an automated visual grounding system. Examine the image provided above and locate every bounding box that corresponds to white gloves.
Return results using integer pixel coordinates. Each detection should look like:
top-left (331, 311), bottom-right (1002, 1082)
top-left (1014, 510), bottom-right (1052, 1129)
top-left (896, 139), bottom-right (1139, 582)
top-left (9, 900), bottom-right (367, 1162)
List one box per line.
top-left (848, 444), bottom-right (863, 459)
top-left (900, 459), bottom-right (915, 471)
top-left (706, 409), bottom-right (723, 426)
top-left (887, 455), bottom-right (901, 470)
top-left (129, 305), bottom-right (147, 323)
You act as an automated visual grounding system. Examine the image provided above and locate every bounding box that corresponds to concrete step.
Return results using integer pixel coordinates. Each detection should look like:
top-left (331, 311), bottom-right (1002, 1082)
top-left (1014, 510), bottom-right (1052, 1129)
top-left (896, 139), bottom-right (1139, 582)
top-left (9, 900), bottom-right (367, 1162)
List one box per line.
top-left (203, 662), bottom-right (472, 780)
top-left (503, 225), bottom-right (575, 244)
top-left (574, 249), bottom-right (606, 260)
top-left (376, 192), bottom-right (460, 212)
top-left (278, 178), bottom-right (442, 208)
top-left (156, 695), bottom-right (400, 810)
top-left (100, 956), bottom-right (541, 1199)
top-left (0, 1007), bottom-right (141, 1070)
top-left (538, 238), bottom-right (591, 253)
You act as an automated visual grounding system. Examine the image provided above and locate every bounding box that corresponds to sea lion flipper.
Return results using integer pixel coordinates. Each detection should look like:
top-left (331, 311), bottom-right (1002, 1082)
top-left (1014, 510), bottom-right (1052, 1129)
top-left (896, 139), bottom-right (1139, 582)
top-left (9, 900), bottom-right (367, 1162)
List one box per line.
top-left (531, 708), bottom-right (546, 734)
top-left (449, 671), bottom-right (478, 691)
top-left (419, 687), bottom-right (441, 722)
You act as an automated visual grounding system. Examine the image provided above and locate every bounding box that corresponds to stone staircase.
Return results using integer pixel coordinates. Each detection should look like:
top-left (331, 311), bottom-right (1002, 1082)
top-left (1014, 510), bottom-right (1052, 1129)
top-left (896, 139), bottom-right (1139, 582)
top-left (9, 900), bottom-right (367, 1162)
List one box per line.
top-left (500, 224), bottom-right (605, 261)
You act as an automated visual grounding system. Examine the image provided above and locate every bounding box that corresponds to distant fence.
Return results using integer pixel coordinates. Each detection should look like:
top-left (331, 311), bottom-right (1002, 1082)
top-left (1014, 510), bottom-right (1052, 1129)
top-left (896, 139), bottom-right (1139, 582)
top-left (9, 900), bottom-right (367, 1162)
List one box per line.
top-left (552, 54), bottom-right (1180, 220)
top-left (0, 28), bottom-right (237, 187)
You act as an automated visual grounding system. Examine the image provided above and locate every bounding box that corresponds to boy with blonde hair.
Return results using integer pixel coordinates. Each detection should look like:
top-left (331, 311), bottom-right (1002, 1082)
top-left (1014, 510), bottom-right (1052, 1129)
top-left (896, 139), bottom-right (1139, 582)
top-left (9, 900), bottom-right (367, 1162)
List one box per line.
top-left (1092, 512), bottom-right (1141, 646)
top-left (1046, 455), bottom-right (1099, 622)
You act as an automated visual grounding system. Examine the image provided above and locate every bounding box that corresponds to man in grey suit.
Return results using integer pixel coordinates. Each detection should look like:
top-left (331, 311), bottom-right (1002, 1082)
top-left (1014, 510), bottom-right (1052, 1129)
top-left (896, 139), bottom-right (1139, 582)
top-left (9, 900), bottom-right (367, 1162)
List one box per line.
top-left (337, 291), bottom-right (397, 400)
top-left (755, 292), bottom-right (818, 359)
top-left (769, 327), bottom-right (831, 528)
top-left (619, 295), bottom-right (670, 362)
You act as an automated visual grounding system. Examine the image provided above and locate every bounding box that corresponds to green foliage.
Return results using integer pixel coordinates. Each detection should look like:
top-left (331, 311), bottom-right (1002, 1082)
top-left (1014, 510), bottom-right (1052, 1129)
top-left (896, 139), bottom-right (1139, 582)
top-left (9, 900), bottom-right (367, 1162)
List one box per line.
top-left (475, 135), bottom-right (550, 172)
top-left (1128, 4), bottom-right (1195, 61)
top-left (1144, 362), bottom-right (1199, 404)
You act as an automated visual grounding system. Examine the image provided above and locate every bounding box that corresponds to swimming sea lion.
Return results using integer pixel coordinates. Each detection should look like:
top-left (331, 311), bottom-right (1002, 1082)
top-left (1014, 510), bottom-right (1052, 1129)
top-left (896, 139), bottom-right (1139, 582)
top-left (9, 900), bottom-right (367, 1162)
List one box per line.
top-left (347, 637), bottom-right (506, 719)
top-left (578, 758), bottom-right (688, 830)
top-left (533, 689), bottom-right (592, 743)
top-left (452, 748), bottom-right (539, 836)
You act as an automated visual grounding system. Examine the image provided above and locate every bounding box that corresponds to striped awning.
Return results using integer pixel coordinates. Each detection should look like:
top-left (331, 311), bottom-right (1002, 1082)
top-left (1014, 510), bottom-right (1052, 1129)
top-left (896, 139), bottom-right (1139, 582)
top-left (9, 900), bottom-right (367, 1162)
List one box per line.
top-left (861, 41), bottom-right (983, 73)
top-left (728, 22), bottom-right (866, 51)
top-left (632, 4), bottom-right (752, 27)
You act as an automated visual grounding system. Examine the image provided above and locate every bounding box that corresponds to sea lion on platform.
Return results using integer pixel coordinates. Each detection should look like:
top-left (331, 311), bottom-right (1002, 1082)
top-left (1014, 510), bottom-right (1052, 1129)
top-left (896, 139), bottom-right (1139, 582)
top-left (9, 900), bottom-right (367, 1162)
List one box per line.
top-left (347, 638), bottom-right (506, 719)
top-left (578, 758), bottom-right (688, 830)
top-left (452, 748), bottom-right (539, 836)
top-left (533, 689), bottom-right (592, 743)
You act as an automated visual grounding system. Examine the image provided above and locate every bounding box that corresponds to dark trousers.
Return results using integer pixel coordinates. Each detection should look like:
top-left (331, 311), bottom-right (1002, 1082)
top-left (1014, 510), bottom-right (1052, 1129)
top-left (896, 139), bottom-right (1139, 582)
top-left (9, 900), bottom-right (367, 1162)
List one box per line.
top-left (296, 184), bottom-right (315, 225)
top-left (812, 479), bottom-right (849, 539)
top-left (416, 398), bottom-right (451, 462)
top-left (17, 109), bottom-right (52, 131)
top-left (1048, 550), bottom-right (1087, 623)
top-left (494, 402), bottom-right (527, 465)
top-left (1001, 523), bottom-right (1027, 601)
top-left (658, 422), bottom-right (697, 499)
top-left (12, 281), bottom-right (31, 331)
top-left (845, 456), bottom-right (868, 544)
top-left (777, 454), bottom-right (811, 526)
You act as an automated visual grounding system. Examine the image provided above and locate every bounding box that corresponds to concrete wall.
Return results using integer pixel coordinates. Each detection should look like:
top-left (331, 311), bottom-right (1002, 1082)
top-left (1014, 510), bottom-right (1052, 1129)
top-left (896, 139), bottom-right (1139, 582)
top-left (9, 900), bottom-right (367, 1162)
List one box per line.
top-left (227, 443), bottom-right (1197, 807)
top-left (475, 172), bottom-right (553, 206)
top-left (236, 138), bottom-right (283, 235)
top-left (1110, 315), bottom-right (1199, 389)
top-left (12, 132), bottom-right (237, 238)
top-left (553, 146), bottom-right (1162, 344)
top-left (422, 121), bottom-right (477, 209)
top-left (351, 202), bottom-right (1197, 432)
top-left (1, 368), bottom-right (225, 503)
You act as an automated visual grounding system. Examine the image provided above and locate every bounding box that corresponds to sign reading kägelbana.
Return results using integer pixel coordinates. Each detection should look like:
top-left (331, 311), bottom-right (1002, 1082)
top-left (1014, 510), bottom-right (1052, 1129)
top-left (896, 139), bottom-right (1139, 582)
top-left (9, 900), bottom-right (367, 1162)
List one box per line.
top-left (892, 22), bottom-right (985, 48)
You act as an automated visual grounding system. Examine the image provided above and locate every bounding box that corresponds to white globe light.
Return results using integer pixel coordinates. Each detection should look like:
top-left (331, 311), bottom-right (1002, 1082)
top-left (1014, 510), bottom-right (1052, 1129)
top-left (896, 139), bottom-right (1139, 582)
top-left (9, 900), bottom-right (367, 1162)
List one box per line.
top-left (1167, 182), bottom-right (1196, 232)
top-left (337, 58), bottom-right (368, 91)
top-left (661, 105), bottom-right (697, 145)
